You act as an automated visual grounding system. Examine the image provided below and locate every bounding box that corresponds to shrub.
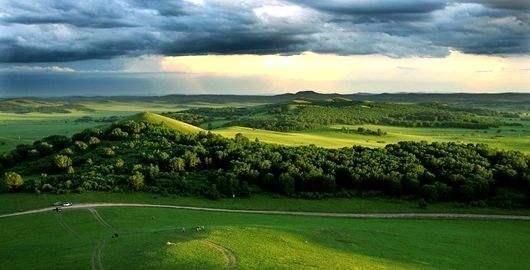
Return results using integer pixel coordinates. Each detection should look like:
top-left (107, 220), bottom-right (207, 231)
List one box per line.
top-left (115, 158), bottom-right (125, 168)
top-left (129, 171), bottom-right (145, 190)
top-left (169, 157), bottom-right (185, 172)
top-left (4, 172), bottom-right (23, 191)
top-left (102, 147), bottom-right (115, 157)
top-left (88, 137), bottom-right (101, 145)
top-left (75, 141), bottom-right (88, 150)
top-left (54, 155), bottom-right (72, 169)
top-left (110, 128), bottom-right (129, 140)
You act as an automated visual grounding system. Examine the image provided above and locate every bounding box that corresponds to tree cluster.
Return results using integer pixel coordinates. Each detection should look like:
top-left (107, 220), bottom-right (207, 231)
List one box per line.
top-left (1, 121), bottom-right (529, 207)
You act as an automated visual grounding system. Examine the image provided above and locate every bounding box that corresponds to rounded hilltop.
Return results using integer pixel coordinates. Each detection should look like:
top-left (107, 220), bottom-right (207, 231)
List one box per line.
top-left (127, 112), bottom-right (203, 134)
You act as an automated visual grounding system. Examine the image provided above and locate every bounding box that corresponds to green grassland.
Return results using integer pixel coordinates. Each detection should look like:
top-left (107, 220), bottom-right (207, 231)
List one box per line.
top-left (214, 122), bottom-right (530, 153)
top-left (0, 99), bottom-right (260, 153)
top-left (129, 112), bottom-right (204, 134)
top-left (0, 112), bottom-right (107, 153)
top-left (4, 193), bottom-right (530, 216)
top-left (0, 102), bottom-right (193, 152)
top-left (2, 96), bottom-right (529, 154)
top-left (2, 93), bottom-right (530, 269)
top-left (1, 205), bottom-right (529, 269)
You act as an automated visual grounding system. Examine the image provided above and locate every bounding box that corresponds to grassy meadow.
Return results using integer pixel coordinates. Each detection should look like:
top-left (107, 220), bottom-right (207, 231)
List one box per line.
top-left (214, 122), bottom-right (530, 153)
top-left (1, 97), bottom-right (529, 153)
top-left (0, 100), bottom-right (261, 153)
top-left (1, 205), bottom-right (529, 269)
top-left (0, 101), bottom-right (191, 152)
top-left (2, 95), bottom-right (530, 269)
top-left (4, 192), bottom-right (530, 216)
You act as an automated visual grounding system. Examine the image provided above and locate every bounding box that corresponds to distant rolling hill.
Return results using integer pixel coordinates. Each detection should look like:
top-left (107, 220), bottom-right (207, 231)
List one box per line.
top-left (127, 112), bottom-right (204, 134)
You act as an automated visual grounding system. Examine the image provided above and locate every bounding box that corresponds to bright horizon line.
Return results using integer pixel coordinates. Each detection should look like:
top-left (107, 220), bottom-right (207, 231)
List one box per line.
top-left (3, 90), bottom-right (530, 99)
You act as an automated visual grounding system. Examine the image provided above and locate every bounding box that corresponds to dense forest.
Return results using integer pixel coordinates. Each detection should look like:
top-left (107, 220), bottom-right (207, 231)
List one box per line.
top-left (2, 120), bottom-right (529, 207)
top-left (166, 100), bottom-right (521, 131)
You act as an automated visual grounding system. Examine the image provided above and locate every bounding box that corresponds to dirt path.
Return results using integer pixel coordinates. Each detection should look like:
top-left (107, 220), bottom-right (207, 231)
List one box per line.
top-left (1, 203), bottom-right (530, 220)
top-left (204, 240), bottom-right (238, 269)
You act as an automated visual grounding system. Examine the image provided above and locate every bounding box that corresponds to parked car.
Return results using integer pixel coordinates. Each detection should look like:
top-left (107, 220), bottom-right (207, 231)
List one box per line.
top-left (62, 202), bottom-right (72, 207)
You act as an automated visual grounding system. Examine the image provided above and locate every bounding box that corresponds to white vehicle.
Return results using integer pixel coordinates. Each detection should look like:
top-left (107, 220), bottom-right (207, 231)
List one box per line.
top-left (62, 202), bottom-right (72, 207)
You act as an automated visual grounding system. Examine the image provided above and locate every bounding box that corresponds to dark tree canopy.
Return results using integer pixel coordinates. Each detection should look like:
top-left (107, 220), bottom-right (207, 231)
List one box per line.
top-left (1, 120), bottom-right (529, 207)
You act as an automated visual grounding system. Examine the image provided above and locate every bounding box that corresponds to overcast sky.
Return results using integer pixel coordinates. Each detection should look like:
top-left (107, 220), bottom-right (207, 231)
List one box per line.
top-left (0, 0), bottom-right (529, 96)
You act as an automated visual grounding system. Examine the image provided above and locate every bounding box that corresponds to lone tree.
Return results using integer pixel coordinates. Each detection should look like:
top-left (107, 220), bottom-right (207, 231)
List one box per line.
top-left (4, 172), bottom-right (23, 191)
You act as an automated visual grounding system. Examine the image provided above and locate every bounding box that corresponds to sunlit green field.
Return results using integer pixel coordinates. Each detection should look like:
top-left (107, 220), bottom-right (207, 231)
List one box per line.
top-left (0, 101), bottom-right (261, 153)
top-left (0, 101), bottom-right (187, 152)
top-left (214, 122), bottom-right (530, 153)
top-left (1, 205), bottom-right (529, 269)
top-left (2, 99), bottom-right (529, 154)
top-left (0, 111), bottom-right (128, 152)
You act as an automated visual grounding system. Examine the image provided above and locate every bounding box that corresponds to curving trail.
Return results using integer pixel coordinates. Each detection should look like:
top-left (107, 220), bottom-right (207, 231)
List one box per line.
top-left (1, 203), bottom-right (530, 220)
top-left (88, 208), bottom-right (112, 270)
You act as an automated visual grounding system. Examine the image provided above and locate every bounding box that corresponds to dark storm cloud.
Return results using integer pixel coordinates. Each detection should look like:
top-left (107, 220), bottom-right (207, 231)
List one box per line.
top-left (0, 0), bottom-right (528, 63)
top-left (458, 0), bottom-right (530, 10)
top-left (289, 0), bottom-right (447, 15)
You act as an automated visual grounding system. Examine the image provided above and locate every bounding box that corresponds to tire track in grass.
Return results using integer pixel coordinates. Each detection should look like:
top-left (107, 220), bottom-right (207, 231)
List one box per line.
top-left (91, 239), bottom-right (107, 270)
top-left (88, 208), bottom-right (113, 230)
top-left (55, 213), bottom-right (80, 238)
top-left (203, 240), bottom-right (238, 269)
top-left (173, 234), bottom-right (239, 269)
top-left (88, 208), bottom-right (113, 270)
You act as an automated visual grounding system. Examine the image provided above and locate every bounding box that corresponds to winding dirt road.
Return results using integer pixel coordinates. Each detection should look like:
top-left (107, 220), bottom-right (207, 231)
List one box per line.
top-left (1, 203), bottom-right (530, 220)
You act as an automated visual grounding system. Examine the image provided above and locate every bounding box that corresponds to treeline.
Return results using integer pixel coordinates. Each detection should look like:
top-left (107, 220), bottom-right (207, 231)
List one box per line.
top-left (339, 127), bottom-right (387, 136)
top-left (1, 121), bottom-right (529, 207)
top-left (75, 116), bottom-right (122, 123)
top-left (162, 112), bottom-right (214, 127)
top-left (166, 101), bottom-right (521, 132)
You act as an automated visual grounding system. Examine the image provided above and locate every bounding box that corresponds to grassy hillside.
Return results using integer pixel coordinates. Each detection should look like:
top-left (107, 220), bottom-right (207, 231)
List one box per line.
top-left (128, 112), bottom-right (204, 134)
top-left (1, 206), bottom-right (529, 269)
top-left (2, 95), bottom-right (529, 154)
top-left (213, 126), bottom-right (382, 148)
top-left (214, 123), bottom-right (530, 153)
top-left (0, 98), bottom-right (94, 114)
